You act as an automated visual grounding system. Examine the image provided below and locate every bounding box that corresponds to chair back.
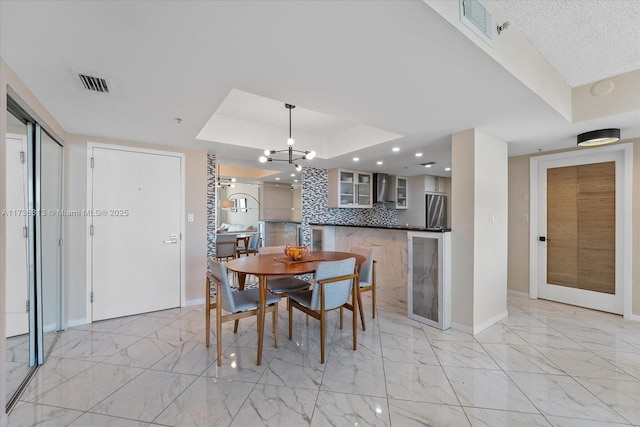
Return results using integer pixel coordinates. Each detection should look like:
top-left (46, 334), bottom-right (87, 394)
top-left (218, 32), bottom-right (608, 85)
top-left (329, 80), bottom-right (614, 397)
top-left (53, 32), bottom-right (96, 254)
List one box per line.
top-left (248, 233), bottom-right (260, 251)
top-left (216, 234), bottom-right (237, 259)
top-left (349, 246), bottom-right (374, 283)
top-left (258, 245), bottom-right (286, 255)
top-left (208, 258), bottom-right (236, 313)
top-left (311, 257), bottom-right (356, 311)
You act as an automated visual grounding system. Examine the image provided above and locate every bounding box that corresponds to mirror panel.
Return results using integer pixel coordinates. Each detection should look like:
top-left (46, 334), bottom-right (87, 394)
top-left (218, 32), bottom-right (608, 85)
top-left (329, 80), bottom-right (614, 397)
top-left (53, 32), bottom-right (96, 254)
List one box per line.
top-left (4, 109), bottom-right (31, 404)
top-left (39, 130), bottom-right (63, 357)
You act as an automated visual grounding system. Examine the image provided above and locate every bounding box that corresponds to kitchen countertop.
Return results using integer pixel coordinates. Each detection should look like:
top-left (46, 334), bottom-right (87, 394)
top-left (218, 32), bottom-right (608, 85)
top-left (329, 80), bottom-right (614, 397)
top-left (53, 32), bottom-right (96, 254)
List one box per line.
top-left (309, 223), bottom-right (450, 232)
top-left (258, 219), bottom-right (301, 224)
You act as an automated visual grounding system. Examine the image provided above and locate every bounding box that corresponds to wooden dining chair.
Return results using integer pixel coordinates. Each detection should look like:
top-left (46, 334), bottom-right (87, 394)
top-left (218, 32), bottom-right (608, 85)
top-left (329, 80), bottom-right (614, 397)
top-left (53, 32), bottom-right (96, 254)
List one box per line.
top-left (207, 258), bottom-right (281, 365)
top-left (286, 257), bottom-right (358, 363)
top-left (258, 246), bottom-right (311, 296)
top-left (349, 246), bottom-right (377, 324)
top-left (215, 234), bottom-right (238, 261)
top-left (237, 233), bottom-right (260, 257)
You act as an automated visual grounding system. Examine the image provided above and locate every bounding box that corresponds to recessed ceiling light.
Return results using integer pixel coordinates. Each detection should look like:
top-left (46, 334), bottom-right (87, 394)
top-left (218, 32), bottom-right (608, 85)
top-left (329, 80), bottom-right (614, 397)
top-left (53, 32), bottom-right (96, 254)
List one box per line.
top-left (294, 179), bottom-right (298, 182)
top-left (425, 164), bottom-right (431, 168)
top-left (231, 178), bottom-right (236, 182)
top-left (445, 167), bottom-right (451, 171)
top-left (415, 152), bottom-right (423, 157)
top-left (353, 157), bottom-right (359, 162)
top-left (392, 147), bottom-right (400, 152)
top-left (290, 173), bottom-right (296, 177)
top-left (275, 177), bottom-right (280, 180)
top-left (377, 161), bottom-right (383, 165)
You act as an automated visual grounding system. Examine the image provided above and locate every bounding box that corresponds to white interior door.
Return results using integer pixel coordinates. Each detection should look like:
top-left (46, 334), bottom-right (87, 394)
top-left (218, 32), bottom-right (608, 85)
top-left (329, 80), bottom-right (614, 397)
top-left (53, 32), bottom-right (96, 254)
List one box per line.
top-left (535, 149), bottom-right (625, 314)
top-left (5, 135), bottom-right (30, 337)
top-left (90, 146), bottom-right (182, 321)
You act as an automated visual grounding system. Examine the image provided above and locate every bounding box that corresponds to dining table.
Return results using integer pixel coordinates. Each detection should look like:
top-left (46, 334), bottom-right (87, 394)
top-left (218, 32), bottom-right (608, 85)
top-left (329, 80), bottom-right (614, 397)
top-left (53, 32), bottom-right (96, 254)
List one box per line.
top-left (225, 250), bottom-right (366, 365)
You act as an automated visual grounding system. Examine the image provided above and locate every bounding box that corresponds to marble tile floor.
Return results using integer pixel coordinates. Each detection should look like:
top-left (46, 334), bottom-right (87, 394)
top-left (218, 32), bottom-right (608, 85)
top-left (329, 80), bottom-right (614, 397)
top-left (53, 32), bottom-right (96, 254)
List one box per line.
top-left (8, 294), bottom-right (640, 426)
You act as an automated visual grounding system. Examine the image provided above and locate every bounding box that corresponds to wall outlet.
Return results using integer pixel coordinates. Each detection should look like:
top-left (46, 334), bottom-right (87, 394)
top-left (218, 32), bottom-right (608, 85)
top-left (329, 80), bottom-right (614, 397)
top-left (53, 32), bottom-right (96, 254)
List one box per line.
top-left (521, 213), bottom-right (529, 223)
top-left (490, 213), bottom-right (497, 224)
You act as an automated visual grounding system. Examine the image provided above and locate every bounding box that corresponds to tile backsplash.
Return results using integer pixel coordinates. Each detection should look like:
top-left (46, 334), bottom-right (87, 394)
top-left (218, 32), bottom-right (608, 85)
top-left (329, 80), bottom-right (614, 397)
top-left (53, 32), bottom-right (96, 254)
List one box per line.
top-left (300, 167), bottom-right (397, 246)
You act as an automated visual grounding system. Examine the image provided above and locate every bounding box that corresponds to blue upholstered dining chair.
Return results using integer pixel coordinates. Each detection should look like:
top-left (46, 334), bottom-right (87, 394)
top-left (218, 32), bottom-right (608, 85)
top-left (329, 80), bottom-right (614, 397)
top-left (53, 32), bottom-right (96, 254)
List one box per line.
top-left (215, 233), bottom-right (237, 261)
top-left (349, 246), bottom-right (377, 323)
top-left (286, 257), bottom-right (359, 363)
top-left (258, 246), bottom-right (311, 295)
top-left (237, 233), bottom-right (260, 257)
top-left (206, 258), bottom-right (281, 366)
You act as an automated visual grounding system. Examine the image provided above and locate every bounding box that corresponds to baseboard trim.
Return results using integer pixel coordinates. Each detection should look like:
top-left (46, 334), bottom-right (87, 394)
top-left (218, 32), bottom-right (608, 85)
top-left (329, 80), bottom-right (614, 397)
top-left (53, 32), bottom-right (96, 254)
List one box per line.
top-left (507, 289), bottom-right (530, 298)
top-left (66, 318), bottom-right (87, 328)
top-left (451, 322), bottom-right (474, 335)
top-left (624, 313), bottom-right (640, 322)
top-left (473, 311), bottom-right (509, 335)
top-left (185, 298), bottom-right (205, 307)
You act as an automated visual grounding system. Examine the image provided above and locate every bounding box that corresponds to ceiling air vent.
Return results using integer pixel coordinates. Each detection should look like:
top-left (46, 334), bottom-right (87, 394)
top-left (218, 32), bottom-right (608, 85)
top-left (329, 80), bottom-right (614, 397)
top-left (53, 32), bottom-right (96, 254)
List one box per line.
top-left (459, 0), bottom-right (492, 46)
top-left (73, 71), bottom-right (112, 94)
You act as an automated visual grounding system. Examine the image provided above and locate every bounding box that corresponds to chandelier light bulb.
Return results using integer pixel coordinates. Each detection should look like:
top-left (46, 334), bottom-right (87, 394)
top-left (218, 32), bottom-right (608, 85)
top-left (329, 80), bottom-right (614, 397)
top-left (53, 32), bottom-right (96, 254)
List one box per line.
top-left (287, 137), bottom-right (295, 146)
top-left (259, 156), bottom-right (268, 163)
top-left (295, 164), bottom-right (302, 172)
top-left (306, 150), bottom-right (316, 160)
top-left (264, 149), bottom-right (271, 156)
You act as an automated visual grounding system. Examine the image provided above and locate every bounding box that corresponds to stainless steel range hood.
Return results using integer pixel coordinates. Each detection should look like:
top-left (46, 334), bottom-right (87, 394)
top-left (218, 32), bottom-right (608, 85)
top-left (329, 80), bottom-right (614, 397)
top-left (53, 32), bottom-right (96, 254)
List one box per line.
top-left (373, 173), bottom-right (396, 204)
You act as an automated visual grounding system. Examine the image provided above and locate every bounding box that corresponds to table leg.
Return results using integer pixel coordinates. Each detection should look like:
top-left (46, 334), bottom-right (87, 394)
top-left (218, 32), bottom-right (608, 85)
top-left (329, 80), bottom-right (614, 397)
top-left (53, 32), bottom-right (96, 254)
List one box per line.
top-left (237, 272), bottom-right (246, 291)
top-left (256, 274), bottom-right (267, 366)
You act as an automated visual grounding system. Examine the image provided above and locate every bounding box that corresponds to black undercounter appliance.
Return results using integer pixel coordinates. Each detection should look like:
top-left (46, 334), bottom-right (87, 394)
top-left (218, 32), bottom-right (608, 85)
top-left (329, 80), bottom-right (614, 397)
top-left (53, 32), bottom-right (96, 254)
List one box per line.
top-left (425, 194), bottom-right (447, 229)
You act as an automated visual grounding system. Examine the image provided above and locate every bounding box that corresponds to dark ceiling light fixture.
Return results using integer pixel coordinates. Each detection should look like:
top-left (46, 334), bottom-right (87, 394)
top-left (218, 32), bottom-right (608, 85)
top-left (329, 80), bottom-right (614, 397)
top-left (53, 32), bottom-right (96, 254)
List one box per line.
top-left (421, 161), bottom-right (437, 168)
top-left (259, 103), bottom-right (316, 171)
top-left (577, 128), bottom-right (620, 147)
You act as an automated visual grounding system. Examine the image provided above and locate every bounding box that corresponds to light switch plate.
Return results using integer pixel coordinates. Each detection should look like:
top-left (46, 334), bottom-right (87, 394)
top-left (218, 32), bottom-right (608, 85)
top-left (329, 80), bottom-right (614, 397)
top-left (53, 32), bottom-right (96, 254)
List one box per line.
top-left (187, 213), bottom-right (194, 222)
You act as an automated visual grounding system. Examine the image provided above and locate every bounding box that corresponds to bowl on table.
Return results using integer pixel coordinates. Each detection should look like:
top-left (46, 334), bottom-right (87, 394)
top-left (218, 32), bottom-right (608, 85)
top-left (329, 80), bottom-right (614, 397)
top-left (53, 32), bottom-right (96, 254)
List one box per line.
top-left (284, 245), bottom-right (308, 261)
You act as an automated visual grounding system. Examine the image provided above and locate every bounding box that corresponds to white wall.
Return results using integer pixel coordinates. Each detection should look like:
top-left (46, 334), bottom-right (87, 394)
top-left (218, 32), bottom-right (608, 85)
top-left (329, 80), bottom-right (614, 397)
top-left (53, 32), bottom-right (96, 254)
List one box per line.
top-left (451, 128), bottom-right (508, 334)
top-left (472, 130), bottom-right (508, 329)
top-left (64, 134), bottom-right (207, 325)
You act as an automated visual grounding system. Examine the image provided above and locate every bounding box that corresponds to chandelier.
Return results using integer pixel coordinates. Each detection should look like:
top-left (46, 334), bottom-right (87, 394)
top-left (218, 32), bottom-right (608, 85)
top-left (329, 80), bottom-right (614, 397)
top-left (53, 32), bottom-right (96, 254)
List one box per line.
top-left (259, 103), bottom-right (316, 171)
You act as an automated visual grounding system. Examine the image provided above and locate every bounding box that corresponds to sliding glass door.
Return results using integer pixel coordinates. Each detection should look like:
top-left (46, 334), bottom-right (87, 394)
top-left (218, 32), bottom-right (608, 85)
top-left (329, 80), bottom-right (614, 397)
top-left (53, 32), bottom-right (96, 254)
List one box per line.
top-left (4, 98), bottom-right (63, 413)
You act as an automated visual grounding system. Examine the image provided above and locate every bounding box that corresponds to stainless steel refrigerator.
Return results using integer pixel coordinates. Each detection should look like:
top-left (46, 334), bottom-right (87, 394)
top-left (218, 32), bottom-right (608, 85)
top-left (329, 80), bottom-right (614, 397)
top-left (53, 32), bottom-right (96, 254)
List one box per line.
top-left (426, 194), bottom-right (447, 229)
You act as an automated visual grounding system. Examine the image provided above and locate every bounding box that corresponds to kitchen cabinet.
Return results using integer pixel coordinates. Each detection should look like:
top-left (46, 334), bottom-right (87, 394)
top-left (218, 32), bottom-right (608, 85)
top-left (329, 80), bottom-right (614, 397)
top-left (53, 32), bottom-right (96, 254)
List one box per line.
top-left (328, 168), bottom-right (372, 208)
top-left (395, 176), bottom-right (408, 209)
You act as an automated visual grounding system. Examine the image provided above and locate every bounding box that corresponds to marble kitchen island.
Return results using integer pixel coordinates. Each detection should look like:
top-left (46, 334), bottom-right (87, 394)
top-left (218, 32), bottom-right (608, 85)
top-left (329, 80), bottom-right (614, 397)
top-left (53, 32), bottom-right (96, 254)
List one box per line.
top-left (309, 223), bottom-right (451, 327)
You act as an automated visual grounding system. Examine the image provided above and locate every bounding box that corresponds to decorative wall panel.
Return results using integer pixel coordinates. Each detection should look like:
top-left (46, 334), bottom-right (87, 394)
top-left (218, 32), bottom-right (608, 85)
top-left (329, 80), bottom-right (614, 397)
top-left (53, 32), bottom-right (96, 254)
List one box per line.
top-left (206, 153), bottom-right (217, 265)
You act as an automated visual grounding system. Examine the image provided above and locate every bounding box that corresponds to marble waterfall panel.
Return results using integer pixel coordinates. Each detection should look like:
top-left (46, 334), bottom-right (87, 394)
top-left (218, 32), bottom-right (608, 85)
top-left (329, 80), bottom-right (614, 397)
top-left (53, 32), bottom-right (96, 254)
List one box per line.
top-left (332, 227), bottom-right (408, 309)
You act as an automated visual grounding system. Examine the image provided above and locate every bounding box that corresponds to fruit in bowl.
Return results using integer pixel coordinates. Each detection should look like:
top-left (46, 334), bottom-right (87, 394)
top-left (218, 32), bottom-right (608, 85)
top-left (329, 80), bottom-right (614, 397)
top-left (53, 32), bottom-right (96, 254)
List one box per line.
top-left (284, 245), bottom-right (308, 261)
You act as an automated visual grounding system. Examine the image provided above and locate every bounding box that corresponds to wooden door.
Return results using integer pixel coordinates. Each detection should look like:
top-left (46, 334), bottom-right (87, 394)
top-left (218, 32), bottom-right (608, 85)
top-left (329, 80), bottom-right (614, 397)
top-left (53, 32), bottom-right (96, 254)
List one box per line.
top-left (537, 151), bottom-right (623, 314)
top-left (547, 162), bottom-right (615, 293)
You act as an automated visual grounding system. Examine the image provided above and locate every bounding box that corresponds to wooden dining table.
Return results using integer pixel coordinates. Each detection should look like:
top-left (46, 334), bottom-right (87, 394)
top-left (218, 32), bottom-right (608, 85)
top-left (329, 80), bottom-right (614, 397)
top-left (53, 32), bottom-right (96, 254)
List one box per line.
top-left (225, 250), bottom-right (366, 365)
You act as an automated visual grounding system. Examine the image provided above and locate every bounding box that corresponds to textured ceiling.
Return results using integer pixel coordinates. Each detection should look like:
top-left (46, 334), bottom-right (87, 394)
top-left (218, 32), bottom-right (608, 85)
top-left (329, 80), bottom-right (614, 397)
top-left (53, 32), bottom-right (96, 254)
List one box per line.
top-left (497, 0), bottom-right (640, 87)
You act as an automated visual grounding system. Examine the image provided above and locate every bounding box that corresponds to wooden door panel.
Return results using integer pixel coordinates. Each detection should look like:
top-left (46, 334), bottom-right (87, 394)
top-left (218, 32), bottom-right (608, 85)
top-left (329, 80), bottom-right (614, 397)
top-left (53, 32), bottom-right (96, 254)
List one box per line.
top-left (547, 166), bottom-right (578, 287)
top-left (546, 161), bottom-right (615, 293)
